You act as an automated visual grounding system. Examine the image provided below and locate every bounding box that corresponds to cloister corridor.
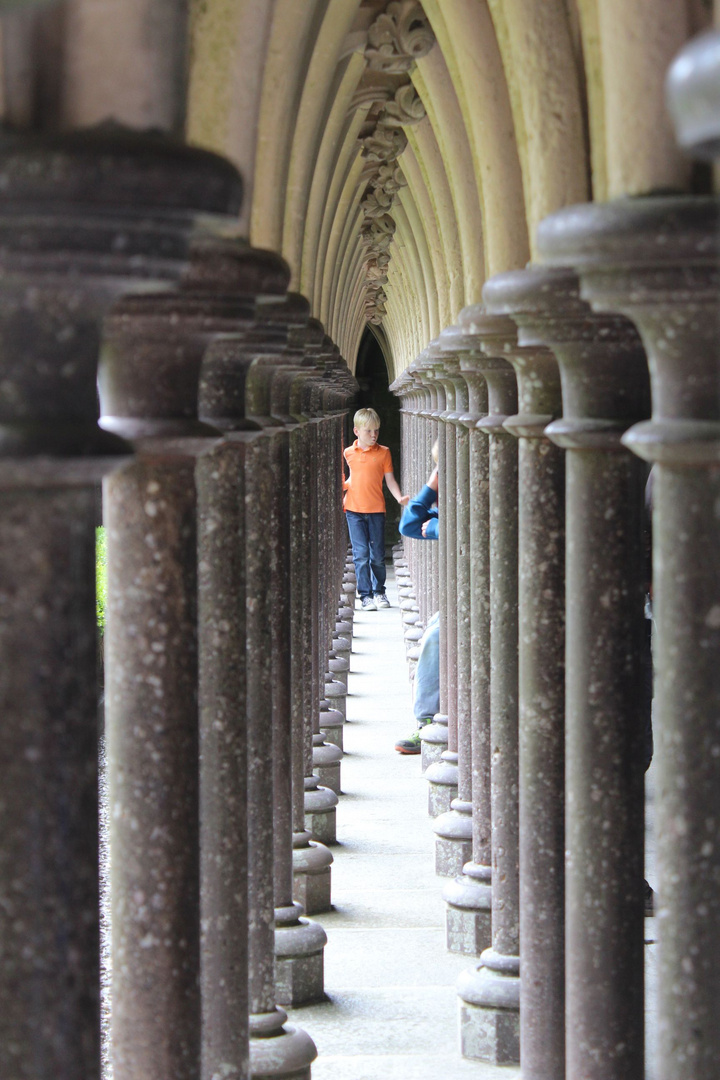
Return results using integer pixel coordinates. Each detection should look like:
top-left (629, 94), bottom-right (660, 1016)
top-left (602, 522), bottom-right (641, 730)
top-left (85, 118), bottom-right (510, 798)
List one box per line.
top-left (286, 558), bottom-right (658, 1080)
top-left (4, 3), bottom-right (720, 1079)
top-left (287, 562), bottom-right (522, 1080)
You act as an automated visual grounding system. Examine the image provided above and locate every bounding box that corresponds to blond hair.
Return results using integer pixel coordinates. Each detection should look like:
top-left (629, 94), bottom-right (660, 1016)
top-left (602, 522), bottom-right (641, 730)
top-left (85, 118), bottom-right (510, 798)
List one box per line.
top-left (354, 407), bottom-right (381, 429)
top-left (432, 439), bottom-right (439, 463)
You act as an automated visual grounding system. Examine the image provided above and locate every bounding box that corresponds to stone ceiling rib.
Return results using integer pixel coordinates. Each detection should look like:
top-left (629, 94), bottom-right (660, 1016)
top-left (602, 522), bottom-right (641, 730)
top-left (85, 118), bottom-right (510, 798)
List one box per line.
top-left (421, 0), bottom-right (529, 277)
top-left (405, 115), bottom-right (464, 322)
top-left (251, 0), bottom-right (328, 252)
top-left (298, 50), bottom-right (368, 306)
top-left (391, 198), bottom-right (432, 347)
top-left (317, 149), bottom-right (367, 330)
top-left (281, 1), bottom-right (363, 290)
top-left (576, 0), bottom-right (690, 200)
top-left (394, 182), bottom-right (439, 341)
top-left (315, 121), bottom-right (368, 327)
top-left (486, 0), bottom-right (589, 258)
top-left (412, 49), bottom-right (485, 306)
top-left (399, 134), bottom-right (452, 329)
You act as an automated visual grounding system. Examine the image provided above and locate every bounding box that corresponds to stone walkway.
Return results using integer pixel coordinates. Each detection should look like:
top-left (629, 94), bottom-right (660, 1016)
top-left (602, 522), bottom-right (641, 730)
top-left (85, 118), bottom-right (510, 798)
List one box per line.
top-left (288, 565), bottom-right (522, 1080)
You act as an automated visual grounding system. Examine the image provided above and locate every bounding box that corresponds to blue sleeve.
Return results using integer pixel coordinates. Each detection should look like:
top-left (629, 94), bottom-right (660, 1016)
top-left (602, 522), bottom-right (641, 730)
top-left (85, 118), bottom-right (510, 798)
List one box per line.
top-left (399, 485), bottom-right (439, 540)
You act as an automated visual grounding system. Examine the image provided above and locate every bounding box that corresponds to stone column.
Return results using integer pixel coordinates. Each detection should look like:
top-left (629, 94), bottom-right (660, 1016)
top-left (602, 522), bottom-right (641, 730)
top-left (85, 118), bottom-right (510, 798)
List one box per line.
top-left (440, 318), bottom-right (493, 958)
top-left (433, 340), bottom-right (473, 878)
top-left (293, 368), bottom-right (338, 908)
top-left (482, 272), bottom-right (568, 1080)
top-left (201, 334), bottom-right (329, 1028)
top-left (539, 189), bottom-right (718, 1079)
top-left (192, 250), bottom-right (319, 1079)
top-left (422, 353), bottom-right (456, 806)
top-left (0, 129), bottom-right (240, 1080)
top-left (242, 421), bottom-right (317, 1080)
top-left (456, 314), bottom-right (520, 1065)
top-left (101, 245), bottom-right (272, 1079)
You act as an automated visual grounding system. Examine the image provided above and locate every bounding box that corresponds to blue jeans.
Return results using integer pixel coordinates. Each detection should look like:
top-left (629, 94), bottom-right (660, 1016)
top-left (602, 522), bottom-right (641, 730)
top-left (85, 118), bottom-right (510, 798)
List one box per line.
top-left (346, 510), bottom-right (386, 599)
top-left (414, 612), bottom-right (439, 721)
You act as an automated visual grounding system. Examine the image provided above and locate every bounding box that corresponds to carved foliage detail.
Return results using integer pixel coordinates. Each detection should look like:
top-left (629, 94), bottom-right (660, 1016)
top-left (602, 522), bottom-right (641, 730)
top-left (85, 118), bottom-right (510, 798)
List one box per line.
top-left (359, 2), bottom-right (434, 324)
top-left (365, 0), bottom-right (435, 73)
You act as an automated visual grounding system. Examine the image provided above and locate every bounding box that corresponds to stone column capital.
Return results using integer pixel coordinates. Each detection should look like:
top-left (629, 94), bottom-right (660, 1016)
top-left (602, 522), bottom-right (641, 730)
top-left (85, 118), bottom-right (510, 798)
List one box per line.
top-left (537, 196), bottom-right (720, 464)
top-left (485, 264), bottom-right (648, 446)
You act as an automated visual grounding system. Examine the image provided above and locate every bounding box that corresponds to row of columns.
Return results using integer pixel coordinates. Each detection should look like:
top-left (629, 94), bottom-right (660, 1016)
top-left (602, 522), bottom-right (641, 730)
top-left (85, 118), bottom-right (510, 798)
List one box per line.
top-left (0, 128), bottom-right (357, 1080)
top-left (391, 29), bottom-right (720, 1080)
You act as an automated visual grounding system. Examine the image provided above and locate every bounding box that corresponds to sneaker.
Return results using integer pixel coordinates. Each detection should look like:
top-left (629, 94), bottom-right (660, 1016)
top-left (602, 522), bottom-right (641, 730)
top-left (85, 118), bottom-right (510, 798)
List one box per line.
top-left (395, 731), bottom-right (421, 754)
top-left (361, 596), bottom-right (377, 611)
top-left (395, 718), bottom-right (432, 755)
top-left (374, 593), bottom-right (391, 609)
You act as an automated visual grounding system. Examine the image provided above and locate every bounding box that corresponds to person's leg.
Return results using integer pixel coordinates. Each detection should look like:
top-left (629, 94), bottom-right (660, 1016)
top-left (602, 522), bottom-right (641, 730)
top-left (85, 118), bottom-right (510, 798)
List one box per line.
top-left (346, 511), bottom-right (372, 599)
top-left (396, 612), bottom-right (440, 754)
top-left (366, 512), bottom-right (387, 596)
top-left (413, 611), bottom-right (440, 721)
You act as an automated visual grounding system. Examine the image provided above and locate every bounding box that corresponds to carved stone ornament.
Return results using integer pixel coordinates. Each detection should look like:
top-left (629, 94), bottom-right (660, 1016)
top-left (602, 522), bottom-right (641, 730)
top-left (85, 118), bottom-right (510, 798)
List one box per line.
top-left (374, 161), bottom-right (407, 195)
top-left (363, 124), bottom-right (408, 164)
top-left (382, 82), bottom-right (426, 127)
top-left (361, 187), bottom-right (394, 219)
top-left (358, 2), bottom-right (434, 323)
top-left (365, 0), bottom-right (435, 73)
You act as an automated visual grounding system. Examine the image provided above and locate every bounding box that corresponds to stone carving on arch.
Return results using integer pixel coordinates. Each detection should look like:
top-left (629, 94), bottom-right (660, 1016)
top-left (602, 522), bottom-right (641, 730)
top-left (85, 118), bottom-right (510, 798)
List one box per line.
top-left (364, 0), bottom-right (435, 74)
top-left (358, 2), bottom-right (434, 325)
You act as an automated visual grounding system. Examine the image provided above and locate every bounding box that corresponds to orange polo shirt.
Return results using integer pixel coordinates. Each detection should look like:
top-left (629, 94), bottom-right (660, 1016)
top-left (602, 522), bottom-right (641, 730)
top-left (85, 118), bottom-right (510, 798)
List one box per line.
top-left (343, 440), bottom-right (393, 513)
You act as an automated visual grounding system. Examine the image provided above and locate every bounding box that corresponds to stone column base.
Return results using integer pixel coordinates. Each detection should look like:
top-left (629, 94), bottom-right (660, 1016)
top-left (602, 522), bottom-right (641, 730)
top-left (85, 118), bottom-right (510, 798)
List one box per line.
top-left (312, 736), bottom-right (342, 794)
top-left (304, 781), bottom-right (338, 845)
top-left (433, 805), bottom-right (472, 877)
top-left (292, 835), bottom-right (333, 915)
top-left (421, 713), bottom-right (449, 773)
top-left (275, 904), bottom-right (327, 1006)
top-left (250, 1008), bottom-right (317, 1080)
top-left (327, 656), bottom-right (349, 688)
top-left (457, 951), bottom-right (520, 1064)
top-left (319, 708), bottom-right (345, 750)
top-left (323, 677), bottom-right (347, 716)
top-left (425, 752), bottom-right (458, 816)
top-left (443, 867), bottom-right (492, 955)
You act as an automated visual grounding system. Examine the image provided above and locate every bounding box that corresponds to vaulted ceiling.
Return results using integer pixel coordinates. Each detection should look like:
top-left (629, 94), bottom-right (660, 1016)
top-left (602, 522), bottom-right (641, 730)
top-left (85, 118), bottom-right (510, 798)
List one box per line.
top-left (1, 0), bottom-right (706, 378)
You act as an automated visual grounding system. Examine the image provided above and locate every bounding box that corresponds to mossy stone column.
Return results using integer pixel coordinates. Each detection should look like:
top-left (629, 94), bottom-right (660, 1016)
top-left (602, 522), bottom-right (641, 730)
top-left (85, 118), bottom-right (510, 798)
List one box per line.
top-left (541, 193), bottom-right (720, 1080)
top-left (483, 270), bottom-right (568, 1080)
top-left (456, 312), bottom-right (520, 1065)
top-left (441, 318), bottom-right (493, 958)
top-left (0, 130), bottom-right (237, 1080)
top-left (433, 337), bottom-right (473, 878)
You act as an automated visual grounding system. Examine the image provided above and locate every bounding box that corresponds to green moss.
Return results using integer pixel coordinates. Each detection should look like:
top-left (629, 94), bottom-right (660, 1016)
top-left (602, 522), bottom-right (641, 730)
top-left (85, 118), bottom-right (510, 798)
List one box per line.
top-left (96, 526), bottom-right (107, 631)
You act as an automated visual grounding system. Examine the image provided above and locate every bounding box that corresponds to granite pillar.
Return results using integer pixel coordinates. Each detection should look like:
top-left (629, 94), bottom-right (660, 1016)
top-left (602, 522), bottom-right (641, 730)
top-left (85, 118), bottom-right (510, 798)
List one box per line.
top-left (433, 340), bottom-right (473, 877)
top-left (439, 318), bottom-right (493, 958)
top-left (422, 352), bottom-right (455, 806)
top-left (483, 272), bottom-right (569, 1080)
top-left (456, 315), bottom-right (520, 1065)
top-left (0, 129), bottom-right (239, 1080)
top-left (539, 187), bottom-right (718, 1080)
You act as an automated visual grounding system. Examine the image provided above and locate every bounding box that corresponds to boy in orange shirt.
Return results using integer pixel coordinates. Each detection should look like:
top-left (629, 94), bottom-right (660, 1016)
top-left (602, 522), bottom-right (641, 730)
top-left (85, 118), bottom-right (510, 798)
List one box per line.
top-left (343, 407), bottom-right (408, 610)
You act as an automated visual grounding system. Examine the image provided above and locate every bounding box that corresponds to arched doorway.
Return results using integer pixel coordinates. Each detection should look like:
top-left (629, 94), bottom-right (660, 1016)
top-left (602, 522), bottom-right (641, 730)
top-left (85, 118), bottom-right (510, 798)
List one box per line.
top-left (354, 325), bottom-right (402, 547)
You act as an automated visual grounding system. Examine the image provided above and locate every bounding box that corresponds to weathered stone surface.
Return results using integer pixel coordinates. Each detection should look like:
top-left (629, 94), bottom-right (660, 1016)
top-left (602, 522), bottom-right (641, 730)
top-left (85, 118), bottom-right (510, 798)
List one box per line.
top-left (539, 191), bottom-right (720, 1080)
